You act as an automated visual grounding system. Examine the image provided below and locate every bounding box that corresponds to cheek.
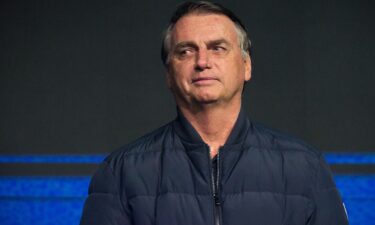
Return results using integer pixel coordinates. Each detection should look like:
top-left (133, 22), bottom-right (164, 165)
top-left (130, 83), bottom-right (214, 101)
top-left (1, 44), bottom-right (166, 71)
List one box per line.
top-left (223, 60), bottom-right (246, 77)
top-left (172, 65), bottom-right (192, 82)
top-left (169, 67), bottom-right (191, 91)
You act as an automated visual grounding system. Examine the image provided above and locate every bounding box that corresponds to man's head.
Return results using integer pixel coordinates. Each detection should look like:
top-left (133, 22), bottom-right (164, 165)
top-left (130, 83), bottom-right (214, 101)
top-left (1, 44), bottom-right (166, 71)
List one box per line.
top-left (162, 1), bottom-right (252, 107)
top-left (161, 1), bottom-right (252, 67)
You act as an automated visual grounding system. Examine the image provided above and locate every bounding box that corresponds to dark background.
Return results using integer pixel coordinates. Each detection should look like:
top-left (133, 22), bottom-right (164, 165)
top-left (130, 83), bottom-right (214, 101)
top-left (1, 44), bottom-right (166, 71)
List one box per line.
top-left (1, 0), bottom-right (374, 155)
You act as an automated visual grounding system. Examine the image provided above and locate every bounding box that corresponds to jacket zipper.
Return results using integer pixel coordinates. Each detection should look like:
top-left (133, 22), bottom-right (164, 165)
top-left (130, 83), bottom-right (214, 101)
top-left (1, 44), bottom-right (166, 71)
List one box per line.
top-left (208, 145), bottom-right (222, 225)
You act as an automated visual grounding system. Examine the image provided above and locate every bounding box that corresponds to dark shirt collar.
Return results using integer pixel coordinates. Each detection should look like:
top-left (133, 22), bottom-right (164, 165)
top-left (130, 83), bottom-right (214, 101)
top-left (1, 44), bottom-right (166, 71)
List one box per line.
top-left (172, 106), bottom-right (250, 146)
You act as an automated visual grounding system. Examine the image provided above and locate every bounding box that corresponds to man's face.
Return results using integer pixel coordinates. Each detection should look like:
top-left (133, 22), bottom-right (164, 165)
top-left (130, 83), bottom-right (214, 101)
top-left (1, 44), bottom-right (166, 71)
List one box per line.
top-left (167, 13), bottom-right (251, 106)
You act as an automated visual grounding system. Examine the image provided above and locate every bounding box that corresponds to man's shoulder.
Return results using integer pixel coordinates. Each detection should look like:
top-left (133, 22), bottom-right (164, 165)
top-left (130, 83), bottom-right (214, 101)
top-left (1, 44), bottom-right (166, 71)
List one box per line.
top-left (249, 120), bottom-right (322, 159)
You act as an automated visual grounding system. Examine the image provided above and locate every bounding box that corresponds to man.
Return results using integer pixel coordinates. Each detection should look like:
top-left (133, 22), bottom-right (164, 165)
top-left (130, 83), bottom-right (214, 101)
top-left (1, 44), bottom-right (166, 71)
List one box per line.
top-left (80, 1), bottom-right (349, 225)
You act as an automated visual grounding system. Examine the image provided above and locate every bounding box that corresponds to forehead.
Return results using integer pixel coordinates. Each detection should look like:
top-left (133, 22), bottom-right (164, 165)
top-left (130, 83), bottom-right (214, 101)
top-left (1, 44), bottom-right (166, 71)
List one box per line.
top-left (171, 13), bottom-right (239, 45)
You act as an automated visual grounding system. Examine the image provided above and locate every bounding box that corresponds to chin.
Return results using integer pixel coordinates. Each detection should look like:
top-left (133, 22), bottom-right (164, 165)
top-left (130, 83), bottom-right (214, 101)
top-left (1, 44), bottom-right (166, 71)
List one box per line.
top-left (196, 99), bottom-right (218, 105)
top-left (193, 95), bottom-right (220, 104)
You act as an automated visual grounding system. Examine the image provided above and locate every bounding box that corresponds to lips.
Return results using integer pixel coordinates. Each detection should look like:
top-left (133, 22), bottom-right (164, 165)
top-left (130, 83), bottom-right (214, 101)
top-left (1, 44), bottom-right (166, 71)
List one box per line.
top-left (192, 77), bottom-right (218, 83)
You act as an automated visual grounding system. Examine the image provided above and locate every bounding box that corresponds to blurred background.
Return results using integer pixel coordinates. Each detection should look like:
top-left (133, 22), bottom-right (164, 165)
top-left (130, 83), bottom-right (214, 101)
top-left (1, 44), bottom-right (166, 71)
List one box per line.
top-left (0, 0), bottom-right (374, 224)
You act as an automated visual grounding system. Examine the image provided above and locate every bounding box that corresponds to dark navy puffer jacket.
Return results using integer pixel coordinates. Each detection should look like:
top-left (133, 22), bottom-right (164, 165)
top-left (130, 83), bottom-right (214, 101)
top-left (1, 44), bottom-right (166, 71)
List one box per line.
top-left (80, 109), bottom-right (349, 225)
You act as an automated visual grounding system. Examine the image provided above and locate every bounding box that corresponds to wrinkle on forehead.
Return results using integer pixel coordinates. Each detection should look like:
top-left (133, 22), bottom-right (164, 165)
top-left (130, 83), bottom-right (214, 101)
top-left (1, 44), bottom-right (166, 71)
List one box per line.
top-left (171, 13), bottom-right (240, 49)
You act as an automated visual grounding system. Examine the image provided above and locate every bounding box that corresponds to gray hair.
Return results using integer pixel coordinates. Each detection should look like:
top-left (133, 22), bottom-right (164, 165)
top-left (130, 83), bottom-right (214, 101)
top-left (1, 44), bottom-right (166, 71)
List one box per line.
top-left (161, 1), bottom-right (252, 67)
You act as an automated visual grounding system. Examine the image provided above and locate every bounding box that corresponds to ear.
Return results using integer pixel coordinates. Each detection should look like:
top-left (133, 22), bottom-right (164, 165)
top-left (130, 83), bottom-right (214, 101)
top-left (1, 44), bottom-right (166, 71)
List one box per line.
top-left (244, 54), bottom-right (252, 82)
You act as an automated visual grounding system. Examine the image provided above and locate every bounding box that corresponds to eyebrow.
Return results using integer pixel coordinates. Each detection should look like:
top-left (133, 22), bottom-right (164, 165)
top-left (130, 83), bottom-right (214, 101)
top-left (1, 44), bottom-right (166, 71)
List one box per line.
top-left (207, 38), bottom-right (231, 47)
top-left (173, 38), bottom-right (231, 50)
top-left (174, 41), bottom-right (197, 50)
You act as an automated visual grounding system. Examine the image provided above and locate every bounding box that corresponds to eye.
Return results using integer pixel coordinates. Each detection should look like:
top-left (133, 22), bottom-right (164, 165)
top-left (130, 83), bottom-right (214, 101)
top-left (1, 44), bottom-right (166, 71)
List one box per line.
top-left (211, 45), bottom-right (227, 52)
top-left (179, 49), bottom-right (190, 55)
top-left (176, 47), bottom-right (195, 57)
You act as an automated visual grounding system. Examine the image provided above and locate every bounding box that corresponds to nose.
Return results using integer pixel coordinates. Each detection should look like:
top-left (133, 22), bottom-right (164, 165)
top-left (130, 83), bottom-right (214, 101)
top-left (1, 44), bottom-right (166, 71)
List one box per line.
top-left (195, 49), bottom-right (211, 71)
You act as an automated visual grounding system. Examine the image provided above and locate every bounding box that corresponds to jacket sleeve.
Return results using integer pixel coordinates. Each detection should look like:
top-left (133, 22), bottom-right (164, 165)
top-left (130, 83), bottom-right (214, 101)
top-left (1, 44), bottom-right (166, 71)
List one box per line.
top-left (307, 154), bottom-right (349, 225)
top-left (80, 160), bottom-right (133, 225)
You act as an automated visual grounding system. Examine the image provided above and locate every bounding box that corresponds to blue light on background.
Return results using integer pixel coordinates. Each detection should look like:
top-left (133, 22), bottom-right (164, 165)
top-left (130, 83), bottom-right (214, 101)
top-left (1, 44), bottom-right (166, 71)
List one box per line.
top-left (0, 154), bottom-right (106, 164)
top-left (325, 153), bottom-right (375, 164)
top-left (0, 153), bottom-right (374, 225)
top-left (334, 175), bottom-right (375, 224)
top-left (0, 152), bottom-right (374, 164)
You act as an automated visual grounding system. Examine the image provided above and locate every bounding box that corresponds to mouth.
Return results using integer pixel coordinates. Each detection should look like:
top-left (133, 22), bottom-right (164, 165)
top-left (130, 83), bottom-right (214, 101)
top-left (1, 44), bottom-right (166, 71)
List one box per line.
top-left (192, 77), bottom-right (218, 84)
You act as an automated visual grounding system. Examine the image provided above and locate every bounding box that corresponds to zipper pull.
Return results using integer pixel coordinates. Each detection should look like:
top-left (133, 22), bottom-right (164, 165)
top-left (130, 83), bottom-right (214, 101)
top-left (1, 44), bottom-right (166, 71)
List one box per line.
top-left (214, 193), bottom-right (221, 205)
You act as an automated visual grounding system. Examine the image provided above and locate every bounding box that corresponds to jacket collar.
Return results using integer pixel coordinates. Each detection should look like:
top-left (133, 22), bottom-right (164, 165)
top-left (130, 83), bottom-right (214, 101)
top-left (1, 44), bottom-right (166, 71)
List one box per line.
top-left (172, 106), bottom-right (250, 146)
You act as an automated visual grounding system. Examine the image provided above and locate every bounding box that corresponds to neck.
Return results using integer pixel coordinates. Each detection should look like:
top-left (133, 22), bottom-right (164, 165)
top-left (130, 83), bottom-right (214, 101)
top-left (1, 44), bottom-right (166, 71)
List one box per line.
top-left (178, 100), bottom-right (242, 158)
